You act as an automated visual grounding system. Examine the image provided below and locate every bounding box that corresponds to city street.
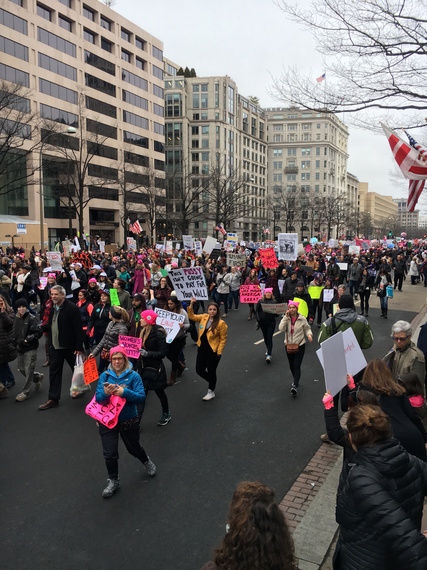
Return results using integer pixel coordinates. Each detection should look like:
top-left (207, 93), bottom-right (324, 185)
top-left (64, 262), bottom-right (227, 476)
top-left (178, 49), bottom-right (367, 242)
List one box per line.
top-left (1, 296), bottom-right (419, 570)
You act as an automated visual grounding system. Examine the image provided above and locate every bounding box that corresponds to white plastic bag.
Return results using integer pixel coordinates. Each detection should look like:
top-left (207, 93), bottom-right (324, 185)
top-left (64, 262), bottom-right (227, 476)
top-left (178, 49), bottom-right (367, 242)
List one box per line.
top-left (70, 354), bottom-right (91, 398)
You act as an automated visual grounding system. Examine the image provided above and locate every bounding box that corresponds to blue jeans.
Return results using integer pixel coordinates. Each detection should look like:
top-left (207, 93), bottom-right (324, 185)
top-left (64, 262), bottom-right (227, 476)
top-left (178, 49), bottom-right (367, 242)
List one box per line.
top-left (380, 295), bottom-right (388, 310)
top-left (0, 362), bottom-right (15, 387)
top-left (228, 289), bottom-right (240, 309)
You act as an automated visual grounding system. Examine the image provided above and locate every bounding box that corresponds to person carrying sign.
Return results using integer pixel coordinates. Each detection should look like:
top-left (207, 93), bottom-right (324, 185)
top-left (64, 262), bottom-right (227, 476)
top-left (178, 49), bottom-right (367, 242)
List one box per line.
top-left (95, 345), bottom-right (156, 499)
top-left (187, 297), bottom-right (228, 401)
top-left (255, 288), bottom-right (279, 364)
top-left (308, 273), bottom-right (325, 328)
top-left (165, 294), bottom-right (190, 386)
top-left (292, 281), bottom-right (314, 323)
top-left (244, 269), bottom-right (260, 320)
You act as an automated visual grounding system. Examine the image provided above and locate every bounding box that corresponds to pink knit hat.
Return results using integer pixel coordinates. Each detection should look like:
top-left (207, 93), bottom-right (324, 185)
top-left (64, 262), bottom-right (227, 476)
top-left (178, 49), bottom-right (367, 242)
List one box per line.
top-left (88, 277), bottom-right (97, 284)
top-left (288, 300), bottom-right (300, 309)
top-left (109, 345), bottom-right (128, 360)
top-left (140, 309), bottom-right (158, 324)
top-left (264, 287), bottom-right (273, 294)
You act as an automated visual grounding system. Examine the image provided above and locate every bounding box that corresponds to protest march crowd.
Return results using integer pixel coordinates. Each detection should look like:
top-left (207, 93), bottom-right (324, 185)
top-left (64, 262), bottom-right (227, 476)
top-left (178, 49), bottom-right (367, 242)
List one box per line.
top-left (3, 234), bottom-right (427, 567)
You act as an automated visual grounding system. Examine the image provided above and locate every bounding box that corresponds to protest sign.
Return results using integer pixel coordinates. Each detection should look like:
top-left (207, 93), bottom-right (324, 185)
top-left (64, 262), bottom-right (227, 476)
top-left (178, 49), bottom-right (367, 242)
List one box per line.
top-left (172, 257), bottom-right (179, 266)
top-left (39, 277), bottom-right (47, 290)
top-left (46, 252), bottom-right (62, 271)
top-left (261, 303), bottom-right (287, 315)
top-left (210, 246), bottom-right (221, 260)
top-left (182, 235), bottom-right (193, 250)
top-left (337, 262), bottom-right (348, 271)
top-left (118, 335), bottom-right (142, 359)
top-left (104, 244), bottom-right (116, 255)
top-left (226, 232), bottom-right (238, 249)
top-left (348, 245), bottom-right (360, 255)
top-left (155, 308), bottom-right (185, 343)
top-left (194, 241), bottom-right (202, 256)
top-left (203, 236), bottom-right (217, 255)
top-left (226, 253), bottom-right (246, 268)
top-left (69, 269), bottom-right (80, 291)
top-left (318, 331), bottom-right (348, 397)
top-left (98, 241), bottom-right (105, 253)
top-left (301, 265), bottom-right (314, 274)
top-left (323, 289), bottom-right (334, 302)
top-left (308, 285), bottom-right (323, 300)
top-left (85, 394), bottom-right (126, 429)
top-left (84, 358), bottom-right (99, 385)
top-left (240, 284), bottom-right (262, 304)
top-left (342, 328), bottom-right (367, 377)
top-left (166, 241), bottom-right (173, 254)
top-left (109, 288), bottom-right (120, 306)
top-left (127, 237), bottom-right (137, 250)
top-left (62, 240), bottom-right (72, 256)
top-left (277, 233), bottom-right (298, 261)
top-left (278, 279), bottom-right (285, 294)
top-left (259, 247), bottom-right (278, 269)
top-left (156, 243), bottom-right (164, 251)
top-left (168, 266), bottom-right (208, 301)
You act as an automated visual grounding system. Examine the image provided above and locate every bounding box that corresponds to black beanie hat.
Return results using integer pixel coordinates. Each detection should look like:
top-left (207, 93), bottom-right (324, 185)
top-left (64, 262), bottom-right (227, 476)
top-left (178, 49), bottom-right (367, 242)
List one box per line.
top-left (338, 295), bottom-right (355, 310)
top-left (16, 298), bottom-right (29, 308)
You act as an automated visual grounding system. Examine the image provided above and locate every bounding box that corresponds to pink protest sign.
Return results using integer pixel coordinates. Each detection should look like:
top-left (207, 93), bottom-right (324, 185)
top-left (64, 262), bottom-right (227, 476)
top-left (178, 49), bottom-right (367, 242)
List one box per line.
top-left (259, 247), bottom-right (278, 269)
top-left (240, 284), bottom-right (262, 304)
top-left (118, 335), bottom-right (142, 359)
top-left (85, 394), bottom-right (126, 429)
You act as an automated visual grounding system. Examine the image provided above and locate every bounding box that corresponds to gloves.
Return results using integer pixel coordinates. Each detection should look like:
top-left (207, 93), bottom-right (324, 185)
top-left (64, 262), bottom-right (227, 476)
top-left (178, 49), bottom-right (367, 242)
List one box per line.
top-left (26, 335), bottom-right (35, 343)
top-left (140, 349), bottom-right (149, 357)
top-left (347, 375), bottom-right (356, 390)
top-left (322, 393), bottom-right (334, 410)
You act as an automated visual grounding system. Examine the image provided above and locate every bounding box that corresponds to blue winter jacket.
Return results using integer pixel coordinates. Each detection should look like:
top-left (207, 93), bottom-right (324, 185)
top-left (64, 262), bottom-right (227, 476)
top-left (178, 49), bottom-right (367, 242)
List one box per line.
top-left (95, 363), bottom-right (145, 421)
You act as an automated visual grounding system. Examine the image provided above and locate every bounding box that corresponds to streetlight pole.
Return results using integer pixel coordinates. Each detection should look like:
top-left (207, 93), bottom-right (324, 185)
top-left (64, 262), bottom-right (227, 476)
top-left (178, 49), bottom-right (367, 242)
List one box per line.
top-left (39, 127), bottom-right (76, 252)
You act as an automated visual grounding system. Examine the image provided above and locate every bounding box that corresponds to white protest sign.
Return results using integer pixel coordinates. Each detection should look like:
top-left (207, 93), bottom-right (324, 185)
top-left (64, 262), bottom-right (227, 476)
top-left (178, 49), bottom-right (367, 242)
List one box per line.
top-left (278, 233), bottom-right (298, 261)
top-left (318, 331), bottom-right (347, 397)
top-left (166, 241), bottom-right (173, 254)
top-left (342, 328), bottom-right (367, 377)
top-left (69, 269), bottom-right (80, 291)
top-left (176, 243), bottom-right (181, 250)
top-left (348, 245), bottom-right (360, 255)
top-left (98, 240), bottom-right (105, 253)
top-left (127, 237), bottom-right (137, 250)
top-left (278, 279), bottom-right (285, 294)
top-left (155, 308), bottom-right (185, 343)
top-left (337, 263), bottom-right (348, 271)
top-left (46, 252), bottom-right (62, 272)
top-left (194, 241), bottom-right (202, 257)
top-left (155, 243), bottom-right (164, 251)
top-left (226, 253), bottom-right (246, 267)
top-left (168, 266), bottom-right (208, 300)
top-left (182, 235), bottom-right (193, 250)
top-left (203, 236), bottom-right (217, 255)
top-left (62, 240), bottom-right (72, 256)
top-left (323, 289), bottom-right (334, 302)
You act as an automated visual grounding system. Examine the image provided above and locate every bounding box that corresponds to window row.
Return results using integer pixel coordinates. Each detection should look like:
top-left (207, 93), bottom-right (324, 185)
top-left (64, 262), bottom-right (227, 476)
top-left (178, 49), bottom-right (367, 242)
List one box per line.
top-left (39, 78), bottom-right (77, 104)
top-left (123, 110), bottom-right (148, 130)
top-left (40, 103), bottom-right (78, 127)
top-left (0, 8), bottom-right (27, 35)
top-left (39, 53), bottom-right (77, 81)
top-left (84, 50), bottom-right (115, 76)
top-left (0, 35), bottom-right (28, 61)
top-left (0, 63), bottom-right (29, 87)
top-left (38, 27), bottom-right (76, 57)
top-left (121, 69), bottom-right (147, 91)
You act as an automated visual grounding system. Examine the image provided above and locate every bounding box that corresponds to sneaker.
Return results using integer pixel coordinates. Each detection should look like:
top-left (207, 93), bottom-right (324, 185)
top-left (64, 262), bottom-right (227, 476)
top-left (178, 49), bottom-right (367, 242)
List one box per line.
top-left (266, 355), bottom-right (271, 364)
top-left (143, 458), bottom-right (156, 477)
top-left (0, 383), bottom-right (8, 399)
top-left (290, 384), bottom-right (298, 397)
top-left (202, 389), bottom-right (215, 401)
top-left (16, 392), bottom-right (30, 402)
top-left (42, 360), bottom-right (49, 367)
top-left (157, 412), bottom-right (171, 426)
top-left (33, 373), bottom-right (43, 391)
top-left (102, 478), bottom-right (120, 498)
top-left (222, 313), bottom-right (228, 318)
top-left (320, 433), bottom-right (332, 444)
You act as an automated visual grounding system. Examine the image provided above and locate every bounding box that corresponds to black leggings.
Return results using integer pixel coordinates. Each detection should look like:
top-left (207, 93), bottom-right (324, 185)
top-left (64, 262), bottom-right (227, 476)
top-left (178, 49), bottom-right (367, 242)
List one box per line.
top-left (167, 336), bottom-right (186, 373)
top-left (196, 346), bottom-right (221, 391)
top-left (137, 388), bottom-right (169, 422)
top-left (286, 343), bottom-right (305, 387)
top-left (99, 420), bottom-right (149, 478)
top-left (259, 321), bottom-right (276, 355)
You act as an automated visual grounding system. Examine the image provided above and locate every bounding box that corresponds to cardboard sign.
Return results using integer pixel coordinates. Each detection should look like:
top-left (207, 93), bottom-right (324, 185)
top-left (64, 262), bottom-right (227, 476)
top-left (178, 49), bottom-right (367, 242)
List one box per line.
top-left (46, 251), bottom-right (62, 271)
top-left (109, 288), bottom-right (120, 306)
top-left (323, 289), bottom-right (334, 302)
top-left (182, 235), bottom-right (193, 250)
top-left (318, 331), bottom-right (348, 397)
top-left (226, 253), bottom-right (246, 268)
top-left (118, 335), bottom-right (142, 359)
top-left (342, 328), bottom-right (367, 377)
top-left (278, 279), bottom-right (285, 294)
top-left (168, 266), bottom-right (208, 301)
top-left (240, 284), bottom-right (262, 304)
top-left (84, 358), bottom-right (99, 385)
top-left (259, 248), bottom-right (278, 269)
top-left (194, 241), bottom-right (202, 257)
top-left (277, 233), bottom-right (298, 261)
top-left (203, 236), bottom-right (217, 255)
top-left (85, 394), bottom-right (126, 429)
top-left (261, 302), bottom-right (287, 315)
top-left (154, 308), bottom-right (185, 343)
top-left (337, 263), bottom-right (348, 271)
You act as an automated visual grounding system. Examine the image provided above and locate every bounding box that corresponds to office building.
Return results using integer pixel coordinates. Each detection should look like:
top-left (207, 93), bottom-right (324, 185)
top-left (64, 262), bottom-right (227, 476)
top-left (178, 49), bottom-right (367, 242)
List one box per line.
top-left (393, 197), bottom-right (420, 231)
top-left (358, 182), bottom-right (397, 237)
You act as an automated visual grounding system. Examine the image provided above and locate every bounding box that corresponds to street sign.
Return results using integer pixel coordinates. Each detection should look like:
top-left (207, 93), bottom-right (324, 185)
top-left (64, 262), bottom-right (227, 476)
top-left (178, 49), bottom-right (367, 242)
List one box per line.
top-left (17, 223), bottom-right (26, 234)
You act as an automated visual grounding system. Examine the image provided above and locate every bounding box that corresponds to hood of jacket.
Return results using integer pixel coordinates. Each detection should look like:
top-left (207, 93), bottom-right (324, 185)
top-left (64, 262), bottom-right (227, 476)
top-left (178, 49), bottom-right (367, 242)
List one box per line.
top-left (335, 308), bottom-right (358, 324)
top-left (354, 438), bottom-right (412, 480)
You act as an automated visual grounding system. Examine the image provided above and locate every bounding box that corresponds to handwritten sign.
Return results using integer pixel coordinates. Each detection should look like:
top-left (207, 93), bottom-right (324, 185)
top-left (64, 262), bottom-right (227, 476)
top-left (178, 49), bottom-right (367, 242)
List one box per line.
top-left (323, 289), bottom-right (334, 302)
top-left (226, 253), bottom-right (246, 268)
top-left (182, 235), bottom-right (193, 250)
top-left (194, 241), bottom-right (202, 256)
top-left (168, 266), bottom-right (208, 301)
top-left (261, 302), bottom-right (287, 315)
top-left (278, 233), bottom-right (298, 261)
top-left (259, 247), bottom-right (278, 269)
top-left (84, 358), bottom-right (99, 385)
top-left (46, 251), bottom-right (62, 272)
top-left (318, 331), bottom-right (348, 397)
top-left (109, 288), bottom-right (120, 306)
top-left (348, 245), bottom-right (360, 255)
top-left (342, 328), bottom-right (367, 377)
top-left (62, 240), bottom-right (72, 256)
top-left (39, 277), bottom-right (47, 290)
top-left (240, 284), bottom-right (262, 304)
top-left (85, 394), bottom-right (126, 429)
top-left (154, 308), bottom-right (185, 343)
top-left (119, 335), bottom-right (142, 359)
top-left (337, 263), bottom-right (348, 271)
top-left (278, 279), bottom-right (285, 294)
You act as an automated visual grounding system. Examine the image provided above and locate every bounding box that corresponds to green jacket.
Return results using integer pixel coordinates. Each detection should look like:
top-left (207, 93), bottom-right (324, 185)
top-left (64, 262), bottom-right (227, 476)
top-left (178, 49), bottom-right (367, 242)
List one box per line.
top-left (318, 308), bottom-right (373, 349)
top-left (384, 341), bottom-right (425, 384)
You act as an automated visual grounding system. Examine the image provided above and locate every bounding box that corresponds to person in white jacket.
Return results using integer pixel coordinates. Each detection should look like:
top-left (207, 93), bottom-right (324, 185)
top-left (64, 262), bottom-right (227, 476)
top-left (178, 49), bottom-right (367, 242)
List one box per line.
top-left (215, 265), bottom-right (232, 318)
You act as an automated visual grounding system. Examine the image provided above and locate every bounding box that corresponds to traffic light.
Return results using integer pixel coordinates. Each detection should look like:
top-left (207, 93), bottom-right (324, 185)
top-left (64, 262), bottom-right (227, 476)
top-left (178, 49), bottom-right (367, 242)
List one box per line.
top-left (388, 231), bottom-right (392, 237)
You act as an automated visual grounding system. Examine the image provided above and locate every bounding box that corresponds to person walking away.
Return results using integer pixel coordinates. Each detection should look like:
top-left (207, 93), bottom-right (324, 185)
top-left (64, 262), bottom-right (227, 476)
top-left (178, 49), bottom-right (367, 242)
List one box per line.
top-left (255, 287), bottom-right (278, 364)
top-left (13, 298), bottom-right (43, 401)
top-left (215, 265), bottom-right (231, 318)
top-left (409, 256), bottom-right (420, 285)
top-left (95, 345), bottom-right (156, 499)
top-left (278, 300), bottom-right (313, 397)
top-left (137, 309), bottom-right (170, 426)
top-left (39, 285), bottom-right (85, 410)
top-left (187, 297), bottom-right (228, 401)
top-left (393, 254), bottom-right (407, 291)
top-left (347, 257), bottom-right (362, 298)
top-left (375, 268), bottom-right (392, 318)
top-left (165, 293), bottom-right (190, 385)
top-left (358, 267), bottom-right (374, 317)
top-left (228, 266), bottom-right (241, 310)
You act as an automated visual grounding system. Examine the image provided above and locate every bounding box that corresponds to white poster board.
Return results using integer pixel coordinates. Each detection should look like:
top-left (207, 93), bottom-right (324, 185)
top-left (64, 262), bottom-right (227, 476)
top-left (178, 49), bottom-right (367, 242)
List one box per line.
top-left (62, 240), bottom-right (72, 256)
top-left (46, 251), bottom-right (62, 272)
top-left (168, 266), bottom-right (208, 300)
top-left (226, 253), bottom-right (246, 267)
top-left (323, 289), bottom-right (334, 302)
top-left (194, 241), bottom-right (202, 257)
top-left (277, 233), bottom-right (298, 261)
top-left (348, 245), bottom-right (360, 255)
top-left (337, 262), bottom-right (348, 271)
top-left (154, 308), bottom-right (185, 343)
top-left (318, 332), bottom-right (348, 396)
top-left (203, 236), bottom-right (217, 255)
top-left (342, 328), bottom-right (367, 377)
top-left (182, 235), bottom-right (193, 250)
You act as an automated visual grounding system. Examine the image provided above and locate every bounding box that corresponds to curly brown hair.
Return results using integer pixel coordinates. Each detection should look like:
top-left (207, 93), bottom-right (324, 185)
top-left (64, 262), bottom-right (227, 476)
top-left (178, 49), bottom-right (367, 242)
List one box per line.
top-left (214, 481), bottom-right (297, 570)
top-left (362, 359), bottom-right (405, 396)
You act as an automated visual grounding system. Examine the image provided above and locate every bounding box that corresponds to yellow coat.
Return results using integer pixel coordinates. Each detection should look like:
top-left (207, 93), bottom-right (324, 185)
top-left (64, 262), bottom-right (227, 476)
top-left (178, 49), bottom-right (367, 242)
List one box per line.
top-left (187, 305), bottom-right (228, 356)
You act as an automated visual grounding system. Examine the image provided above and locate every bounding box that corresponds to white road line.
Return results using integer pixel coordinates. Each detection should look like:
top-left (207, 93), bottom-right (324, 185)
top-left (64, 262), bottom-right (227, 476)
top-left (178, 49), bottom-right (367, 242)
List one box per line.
top-left (254, 331), bottom-right (282, 345)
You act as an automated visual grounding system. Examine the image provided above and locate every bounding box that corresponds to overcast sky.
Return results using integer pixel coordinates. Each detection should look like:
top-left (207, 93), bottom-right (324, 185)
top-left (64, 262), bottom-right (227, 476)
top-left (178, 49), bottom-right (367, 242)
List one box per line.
top-left (114, 0), bottom-right (422, 211)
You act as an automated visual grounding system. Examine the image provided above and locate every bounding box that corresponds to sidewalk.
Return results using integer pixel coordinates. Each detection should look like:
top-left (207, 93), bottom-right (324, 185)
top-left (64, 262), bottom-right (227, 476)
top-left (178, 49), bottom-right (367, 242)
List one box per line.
top-left (279, 282), bottom-right (427, 570)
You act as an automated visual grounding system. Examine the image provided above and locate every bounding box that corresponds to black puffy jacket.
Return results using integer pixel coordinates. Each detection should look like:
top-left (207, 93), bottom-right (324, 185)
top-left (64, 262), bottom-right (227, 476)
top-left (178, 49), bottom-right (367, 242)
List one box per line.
top-left (13, 310), bottom-right (42, 353)
top-left (335, 438), bottom-right (427, 570)
top-left (0, 307), bottom-right (17, 364)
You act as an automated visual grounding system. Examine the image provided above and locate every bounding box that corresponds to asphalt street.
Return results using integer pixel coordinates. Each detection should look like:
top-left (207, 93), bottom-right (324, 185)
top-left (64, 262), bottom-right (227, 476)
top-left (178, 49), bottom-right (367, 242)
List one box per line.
top-left (1, 299), bottom-right (417, 570)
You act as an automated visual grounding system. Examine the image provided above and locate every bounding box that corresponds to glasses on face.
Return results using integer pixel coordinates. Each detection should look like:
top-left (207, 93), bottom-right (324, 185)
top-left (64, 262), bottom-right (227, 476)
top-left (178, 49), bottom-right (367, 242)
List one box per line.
top-left (393, 336), bottom-right (408, 342)
top-left (112, 356), bottom-right (124, 362)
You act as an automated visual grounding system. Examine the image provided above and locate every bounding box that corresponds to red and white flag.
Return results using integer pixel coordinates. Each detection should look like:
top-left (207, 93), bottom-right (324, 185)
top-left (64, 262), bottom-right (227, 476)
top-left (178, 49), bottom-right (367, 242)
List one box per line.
top-left (382, 124), bottom-right (427, 211)
top-left (316, 73), bottom-right (326, 83)
top-left (130, 220), bottom-right (142, 234)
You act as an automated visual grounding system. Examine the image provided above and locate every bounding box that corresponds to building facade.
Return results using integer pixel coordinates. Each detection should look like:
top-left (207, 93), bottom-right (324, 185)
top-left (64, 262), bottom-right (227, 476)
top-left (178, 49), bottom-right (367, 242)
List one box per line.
top-left (393, 198), bottom-right (420, 232)
top-left (358, 182), bottom-right (398, 237)
top-left (264, 108), bottom-right (351, 240)
top-left (0, 0), bottom-right (166, 248)
top-left (164, 74), bottom-right (267, 242)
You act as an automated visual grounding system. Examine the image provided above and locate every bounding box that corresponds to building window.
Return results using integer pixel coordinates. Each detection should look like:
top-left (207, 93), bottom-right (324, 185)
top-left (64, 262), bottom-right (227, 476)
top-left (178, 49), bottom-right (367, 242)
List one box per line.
top-left (9, 0), bottom-right (24, 5)
top-left (92, 144), bottom-right (118, 160)
top-left (153, 84), bottom-right (163, 99)
top-left (152, 45), bottom-right (163, 61)
top-left (154, 122), bottom-right (164, 135)
top-left (154, 140), bottom-right (164, 153)
top-left (85, 50), bottom-right (115, 75)
top-left (0, 35), bottom-right (28, 61)
top-left (0, 63), bottom-right (28, 86)
top-left (39, 78), bottom-right (77, 103)
top-left (38, 27), bottom-right (76, 56)
top-left (100, 16), bottom-right (111, 31)
top-left (123, 110), bottom-right (148, 130)
top-left (122, 89), bottom-right (148, 110)
top-left (37, 3), bottom-right (51, 21)
top-left (124, 130), bottom-right (149, 148)
top-left (122, 69), bottom-right (147, 91)
top-left (121, 28), bottom-right (131, 42)
top-left (0, 8), bottom-right (27, 35)
top-left (121, 49), bottom-right (131, 63)
top-left (101, 37), bottom-right (112, 53)
top-left (135, 57), bottom-right (145, 70)
top-left (58, 15), bottom-right (73, 32)
top-left (85, 95), bottom-right (116, 118)
top-left (85, 73), bottom-right (116, 97)
top-left (59, 0), bottom-right (72, 6)
top-left (39, 53), bottom-right (77, 81)
top-left (153, 64), bottom-right (163, 80)
top-left (41, 103), bottom-right (78, 127)
top-left (83, 5), bottom-right (95, 21)
top-left (86, 118), bottom-right (117, 139)
top-left (273, 134), bottom-right (283, 143)
top-left (273, 161), bottom-right (282, 169)
top-left (135, 37), bottom-right (145, 50)
top-left (83, 28), bottom-right (96, 44)
top-left (88, 164), bottom-right (118, 180)
top-left (125, 151), bottom-right (149, 167)
top-left (301, 161), bottom-right (310, 169)
top-left (153, 103), bottom-right (164, 117)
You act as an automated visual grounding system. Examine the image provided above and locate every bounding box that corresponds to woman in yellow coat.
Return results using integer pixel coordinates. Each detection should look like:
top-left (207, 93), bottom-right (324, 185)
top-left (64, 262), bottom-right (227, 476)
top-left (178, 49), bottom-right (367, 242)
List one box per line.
top-left (188, 297), bottom-right (228, 401)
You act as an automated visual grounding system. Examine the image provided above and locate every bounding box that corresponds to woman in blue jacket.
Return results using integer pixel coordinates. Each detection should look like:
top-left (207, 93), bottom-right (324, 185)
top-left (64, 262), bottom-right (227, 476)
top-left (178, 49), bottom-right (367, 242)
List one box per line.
top-left (95, 345), bottom-right (156, 498)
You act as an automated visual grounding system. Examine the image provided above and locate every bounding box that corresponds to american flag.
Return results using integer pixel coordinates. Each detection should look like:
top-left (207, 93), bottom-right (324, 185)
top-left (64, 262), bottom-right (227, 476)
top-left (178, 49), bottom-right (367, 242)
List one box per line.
top-left (215, 224), bottom-right (226, 236)
top-left (316, 73), bottom-right (326, 83)
top-left (405, 130), bottom-right (427, 211)
top-left (382, 124), bottom-right (427, 212)
top-left (130, 220), bottom-right (142, 234)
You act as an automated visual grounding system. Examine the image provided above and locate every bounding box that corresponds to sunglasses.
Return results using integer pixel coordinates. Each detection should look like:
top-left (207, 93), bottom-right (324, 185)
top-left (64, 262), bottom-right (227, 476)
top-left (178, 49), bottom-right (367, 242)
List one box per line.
top-left (393, 336), bottom-right (408, 342)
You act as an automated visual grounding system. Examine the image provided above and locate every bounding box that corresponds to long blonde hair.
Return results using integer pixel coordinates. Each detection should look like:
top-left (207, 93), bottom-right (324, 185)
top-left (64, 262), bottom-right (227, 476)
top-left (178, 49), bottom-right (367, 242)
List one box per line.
top-left (139, 323), bottom-right (153, 348)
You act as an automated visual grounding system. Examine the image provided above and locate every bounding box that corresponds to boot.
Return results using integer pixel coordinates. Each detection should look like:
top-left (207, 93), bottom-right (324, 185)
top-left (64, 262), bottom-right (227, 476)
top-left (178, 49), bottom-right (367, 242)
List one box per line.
top-left (102, 477), bottom-right (120, 498)
top-left (384, 308), bottom-right (388, 319)
top-left (167, 370), bottom-right (177, 386)
top-left (176, 361), bottom-right (186, 378)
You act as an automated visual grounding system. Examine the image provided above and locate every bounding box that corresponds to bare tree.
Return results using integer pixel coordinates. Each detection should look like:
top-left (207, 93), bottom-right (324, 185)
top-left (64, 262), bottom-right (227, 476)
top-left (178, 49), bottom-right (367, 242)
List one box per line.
top-left (165, 163), bottom-right (206, 236)
top-left (272, 0), bottom-right (427, 130)
top-left (207, 162), bottom-right (246, 233)
top-left (320, 193), bottom-right (352, 240)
